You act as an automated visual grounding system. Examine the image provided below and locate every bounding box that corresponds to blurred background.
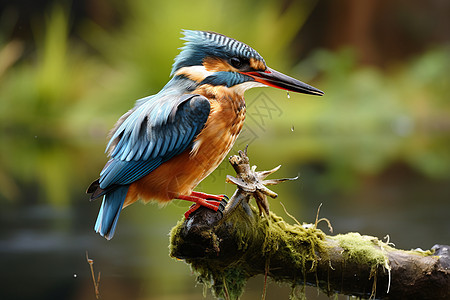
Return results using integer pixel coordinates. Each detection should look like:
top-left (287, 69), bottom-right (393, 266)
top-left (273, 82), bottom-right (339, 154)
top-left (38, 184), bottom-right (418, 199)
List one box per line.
top-left (0, 0), bottom-right (449, 299)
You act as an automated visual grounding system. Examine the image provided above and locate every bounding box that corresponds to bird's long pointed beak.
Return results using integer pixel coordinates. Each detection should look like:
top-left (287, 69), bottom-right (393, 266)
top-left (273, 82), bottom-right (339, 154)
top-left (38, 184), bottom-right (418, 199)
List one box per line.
top-left (243, 67), bottom-right (324, 96)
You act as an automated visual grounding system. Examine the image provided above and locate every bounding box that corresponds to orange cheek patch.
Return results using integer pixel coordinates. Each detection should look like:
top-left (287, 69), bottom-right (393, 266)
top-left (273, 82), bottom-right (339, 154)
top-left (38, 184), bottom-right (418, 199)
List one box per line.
top-left (203, 57), bottom-right (233, 72)
top-left (250, 58), bottom-right (266, 71)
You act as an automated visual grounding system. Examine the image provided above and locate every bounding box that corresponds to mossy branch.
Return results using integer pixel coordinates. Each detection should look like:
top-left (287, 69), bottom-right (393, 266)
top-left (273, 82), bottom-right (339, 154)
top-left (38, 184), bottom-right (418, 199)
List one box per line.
top-left (169, 149), bottom-right (450, 299)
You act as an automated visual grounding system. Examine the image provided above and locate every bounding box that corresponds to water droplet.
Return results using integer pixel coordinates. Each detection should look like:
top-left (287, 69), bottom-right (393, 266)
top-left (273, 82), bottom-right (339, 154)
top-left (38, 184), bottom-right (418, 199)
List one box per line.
top-left (291, 125), bottom-right (294, 132)
top-left (287, 92), bottom-right (290, 99)
top-left (73, 274), bottom-right (77, 278)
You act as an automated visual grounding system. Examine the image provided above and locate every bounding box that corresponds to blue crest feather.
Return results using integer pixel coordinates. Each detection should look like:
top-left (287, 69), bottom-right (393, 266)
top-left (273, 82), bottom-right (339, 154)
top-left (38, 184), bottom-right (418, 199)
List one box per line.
top-left (171, 30), bottom-right (264, 75)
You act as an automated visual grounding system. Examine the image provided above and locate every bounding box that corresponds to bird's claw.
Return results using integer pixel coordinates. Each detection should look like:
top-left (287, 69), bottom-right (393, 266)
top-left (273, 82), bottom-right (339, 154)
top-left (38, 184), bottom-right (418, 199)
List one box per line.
top-left (184, 194), bottom-right (228, 219)
top-left (216, 194), bottom-right (229, 215)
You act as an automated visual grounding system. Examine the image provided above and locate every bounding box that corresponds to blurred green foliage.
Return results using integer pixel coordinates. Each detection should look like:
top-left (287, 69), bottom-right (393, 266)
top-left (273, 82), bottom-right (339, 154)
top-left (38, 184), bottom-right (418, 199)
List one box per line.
top-left (0, 0), bottom-right (449, 206)
top-left (261, 46), bottom-right (450, 189)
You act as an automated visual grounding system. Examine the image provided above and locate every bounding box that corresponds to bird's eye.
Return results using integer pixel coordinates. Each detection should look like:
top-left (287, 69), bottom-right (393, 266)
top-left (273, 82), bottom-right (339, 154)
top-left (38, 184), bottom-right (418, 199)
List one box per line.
top-left (230, 57), bottom-right (243, 69)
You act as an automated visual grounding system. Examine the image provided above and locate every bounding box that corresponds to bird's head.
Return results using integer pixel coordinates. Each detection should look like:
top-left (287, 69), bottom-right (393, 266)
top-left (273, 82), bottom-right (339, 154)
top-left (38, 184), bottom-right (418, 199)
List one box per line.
top-left (171, 30), bottom-right (323, 96)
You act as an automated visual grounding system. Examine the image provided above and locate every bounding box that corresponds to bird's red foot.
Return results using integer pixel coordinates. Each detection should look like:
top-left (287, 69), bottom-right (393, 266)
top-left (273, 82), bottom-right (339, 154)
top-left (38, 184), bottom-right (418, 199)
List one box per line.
top-left (177, 192), bottom-right (228, 218)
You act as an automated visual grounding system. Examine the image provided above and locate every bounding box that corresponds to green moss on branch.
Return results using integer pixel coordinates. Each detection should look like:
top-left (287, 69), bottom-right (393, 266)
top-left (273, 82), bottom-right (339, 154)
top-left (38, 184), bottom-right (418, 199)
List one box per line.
top-left (169, 150), bottom-right (449, 299)
top-left (169, 201), bottom-right (416, 299)
top-left (170, 202), bottom-right (329, 299)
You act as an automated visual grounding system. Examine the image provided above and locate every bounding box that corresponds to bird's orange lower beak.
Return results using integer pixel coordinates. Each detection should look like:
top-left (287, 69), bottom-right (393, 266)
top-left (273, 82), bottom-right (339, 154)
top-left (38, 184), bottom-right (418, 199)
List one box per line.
top-left (243, 67), bottom-right (324, 96)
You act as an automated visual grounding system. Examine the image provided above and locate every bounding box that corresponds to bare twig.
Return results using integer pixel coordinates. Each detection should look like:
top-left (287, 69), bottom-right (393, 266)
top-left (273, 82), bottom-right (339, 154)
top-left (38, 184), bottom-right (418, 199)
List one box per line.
top-left (225, 147), bottom-right (297, 216)
top-left (86, 251), bottom-right (101, 299)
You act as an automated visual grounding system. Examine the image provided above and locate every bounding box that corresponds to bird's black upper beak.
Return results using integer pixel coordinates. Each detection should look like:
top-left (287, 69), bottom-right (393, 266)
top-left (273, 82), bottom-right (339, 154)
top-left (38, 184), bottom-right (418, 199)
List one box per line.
top-left (243, 67), bottom-right (324, 96)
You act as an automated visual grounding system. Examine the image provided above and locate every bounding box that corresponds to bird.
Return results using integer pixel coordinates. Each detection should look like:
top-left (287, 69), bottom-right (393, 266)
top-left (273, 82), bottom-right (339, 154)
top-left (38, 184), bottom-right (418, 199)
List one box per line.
top-left (87, 30), bottom-right (323, 240)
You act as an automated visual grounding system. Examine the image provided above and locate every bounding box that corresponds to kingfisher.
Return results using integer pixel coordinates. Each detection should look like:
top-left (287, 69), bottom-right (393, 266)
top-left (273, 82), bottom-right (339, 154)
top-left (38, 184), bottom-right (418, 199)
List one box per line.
top-left (87, 30), bottom-right (323, 240)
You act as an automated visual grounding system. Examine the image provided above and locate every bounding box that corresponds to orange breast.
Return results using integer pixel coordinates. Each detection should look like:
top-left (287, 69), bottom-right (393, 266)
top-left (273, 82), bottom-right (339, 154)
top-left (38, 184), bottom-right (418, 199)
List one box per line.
top-left (124, 88), bottom-right (246, 208)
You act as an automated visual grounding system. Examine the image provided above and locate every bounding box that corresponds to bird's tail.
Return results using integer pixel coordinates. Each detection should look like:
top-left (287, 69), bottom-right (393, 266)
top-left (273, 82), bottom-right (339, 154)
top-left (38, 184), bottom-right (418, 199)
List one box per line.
top-left (94, 185), bottom-right (130, 240)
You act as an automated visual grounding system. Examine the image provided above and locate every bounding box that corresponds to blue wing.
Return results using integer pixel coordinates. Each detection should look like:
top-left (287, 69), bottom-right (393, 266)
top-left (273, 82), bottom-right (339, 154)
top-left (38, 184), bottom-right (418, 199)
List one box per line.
top-left (98, 93), bottom-right (211, 190)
